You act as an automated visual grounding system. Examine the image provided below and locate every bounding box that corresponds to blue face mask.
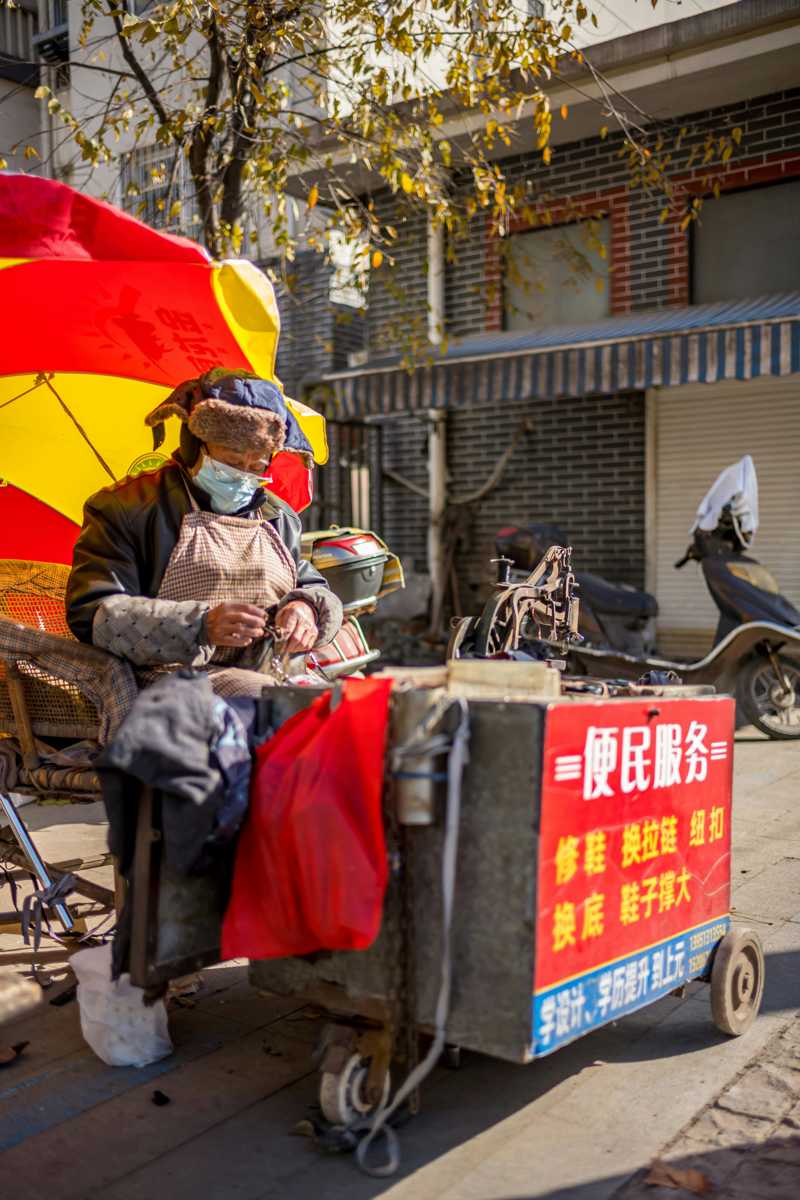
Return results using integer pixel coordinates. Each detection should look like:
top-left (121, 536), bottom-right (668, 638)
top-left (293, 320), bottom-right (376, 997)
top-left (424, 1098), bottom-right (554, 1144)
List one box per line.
top-left (194, 454), bottom-right (264, 514)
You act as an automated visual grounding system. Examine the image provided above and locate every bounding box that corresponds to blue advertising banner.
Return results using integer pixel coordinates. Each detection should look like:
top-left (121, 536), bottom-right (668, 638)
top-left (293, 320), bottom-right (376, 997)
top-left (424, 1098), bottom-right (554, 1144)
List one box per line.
top-left (532, 915), bottom-right (730, 1056)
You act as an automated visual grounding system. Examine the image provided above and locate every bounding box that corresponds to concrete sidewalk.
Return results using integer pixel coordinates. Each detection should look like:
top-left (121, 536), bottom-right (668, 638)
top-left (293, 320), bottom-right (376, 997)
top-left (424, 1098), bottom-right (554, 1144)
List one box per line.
top-left (618, 1014), bottom-right (800, 1200)
top-left (0, 731), bottom-right (798, 1199)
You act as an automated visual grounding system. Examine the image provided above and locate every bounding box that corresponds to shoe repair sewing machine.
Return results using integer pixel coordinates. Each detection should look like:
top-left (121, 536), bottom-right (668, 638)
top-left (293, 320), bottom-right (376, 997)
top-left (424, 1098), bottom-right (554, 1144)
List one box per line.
top-left (447, 544), bottom-right (582, 661)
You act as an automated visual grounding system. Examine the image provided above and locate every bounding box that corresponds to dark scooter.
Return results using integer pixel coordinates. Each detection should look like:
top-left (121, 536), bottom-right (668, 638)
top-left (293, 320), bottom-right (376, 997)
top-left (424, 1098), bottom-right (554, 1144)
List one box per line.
top-left (456, 460), bottom-right (800, 739)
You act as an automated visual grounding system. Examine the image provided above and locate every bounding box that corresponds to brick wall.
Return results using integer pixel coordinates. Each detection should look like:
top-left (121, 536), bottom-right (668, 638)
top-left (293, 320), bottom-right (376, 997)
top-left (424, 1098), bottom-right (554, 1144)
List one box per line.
top-left (380, 413), bottom-right (430, 570)
top-left (363, 198), bottom-right (430, 357)
top-left (271, 252), bottom-right (365, 397)
top-left (292, 86), bottom-right (800, 598)
top-left (376, 391), bottom-right (646, 596)
top-left (362, 86), bottom-right (800, 351)
top-left (449, 391), bottom-right (646, 601)
top-left (272, 252), bottom-right (332, 397)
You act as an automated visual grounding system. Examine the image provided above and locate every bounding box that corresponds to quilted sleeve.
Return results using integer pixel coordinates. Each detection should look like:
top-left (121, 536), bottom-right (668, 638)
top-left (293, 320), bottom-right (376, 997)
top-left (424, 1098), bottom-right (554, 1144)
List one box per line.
top-left (92, 594), bottom-right (215, 667)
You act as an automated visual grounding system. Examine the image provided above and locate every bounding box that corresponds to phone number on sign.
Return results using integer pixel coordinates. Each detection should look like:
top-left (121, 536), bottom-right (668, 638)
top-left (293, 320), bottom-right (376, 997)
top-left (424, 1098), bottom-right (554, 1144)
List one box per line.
top-left (690, 922), bottom-right (728, 951)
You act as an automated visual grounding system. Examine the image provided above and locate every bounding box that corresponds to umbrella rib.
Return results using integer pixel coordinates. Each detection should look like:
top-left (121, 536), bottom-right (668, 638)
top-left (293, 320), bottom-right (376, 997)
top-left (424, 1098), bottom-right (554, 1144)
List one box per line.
top-left (40, 374), bottom-right (116, 482)
top-left (0, 379), bottom-right (48, 410)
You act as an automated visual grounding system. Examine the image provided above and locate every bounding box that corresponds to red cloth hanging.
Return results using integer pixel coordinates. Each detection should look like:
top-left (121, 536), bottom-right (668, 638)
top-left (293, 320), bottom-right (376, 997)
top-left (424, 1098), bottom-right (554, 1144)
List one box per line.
top-left (221, 678), bottom-right (393, 960)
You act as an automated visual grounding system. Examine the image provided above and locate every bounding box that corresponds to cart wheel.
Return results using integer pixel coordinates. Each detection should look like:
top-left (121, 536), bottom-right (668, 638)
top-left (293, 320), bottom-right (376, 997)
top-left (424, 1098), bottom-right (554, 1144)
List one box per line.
top-left (319, 1053), bottom-right (391, 1126)
top-left (710, 929), bottom-right (765, 1036)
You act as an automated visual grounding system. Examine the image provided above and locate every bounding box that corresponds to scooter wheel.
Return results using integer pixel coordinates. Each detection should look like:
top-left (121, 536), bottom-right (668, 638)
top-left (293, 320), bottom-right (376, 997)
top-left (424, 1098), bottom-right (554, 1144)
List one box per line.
top-left (738, 655), bottom-right (800, 739)
top-left (710, 929), bottom-right (765, 1036)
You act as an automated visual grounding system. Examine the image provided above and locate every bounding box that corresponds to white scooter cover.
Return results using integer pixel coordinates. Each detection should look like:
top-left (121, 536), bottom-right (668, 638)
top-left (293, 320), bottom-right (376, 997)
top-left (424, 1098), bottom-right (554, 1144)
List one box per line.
top-left (690, 454), bottom-right (759, 545)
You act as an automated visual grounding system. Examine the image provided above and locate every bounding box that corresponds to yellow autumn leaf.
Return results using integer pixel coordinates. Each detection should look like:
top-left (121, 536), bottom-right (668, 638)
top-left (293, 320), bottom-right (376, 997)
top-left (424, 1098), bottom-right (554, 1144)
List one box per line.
top-left (732, 127), bottom-right (743, 144)
top-left (542, 146), bottom-right (552, 165)
top-left (400, 172), bottom-right (414, 193)
top-left (307, 183), bottom-right (319, 209)
top-left (34, 85), bottom-right (50, 100)
top-left (169, 200), bottom-right (182, 218)
top-left (600, 126), bottom-right (608, 139)
top-left (0, 157), bottom-right (7, 170)
top-left (560, 105), bottom-right (568, 120)
top-left (372, 250), bottom-right (383, 268)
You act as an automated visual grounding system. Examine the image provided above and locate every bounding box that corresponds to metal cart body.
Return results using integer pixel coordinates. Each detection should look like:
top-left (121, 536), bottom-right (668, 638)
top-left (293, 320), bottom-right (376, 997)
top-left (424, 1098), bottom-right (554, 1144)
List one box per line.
top-left (129, 691), bottom-right (743, 1067)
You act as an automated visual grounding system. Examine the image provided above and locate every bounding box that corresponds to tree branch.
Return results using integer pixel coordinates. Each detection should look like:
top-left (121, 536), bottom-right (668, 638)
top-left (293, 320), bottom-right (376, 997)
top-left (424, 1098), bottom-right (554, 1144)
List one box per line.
top-left (106, 0), bottom-right (168, 125)
top-left (383, 467), bottom-right (429, 499)
top-left (219, 19), bottom-right (269, 234)
top-left (187, 11), bottom-right (224, 254)
top-left (450, 417), bottom-right (534, 506)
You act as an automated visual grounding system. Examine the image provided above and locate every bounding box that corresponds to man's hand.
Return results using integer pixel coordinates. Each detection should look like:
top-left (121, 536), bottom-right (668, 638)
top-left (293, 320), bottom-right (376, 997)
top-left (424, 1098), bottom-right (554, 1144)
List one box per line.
top-left (206, 602), bottom-right (267, 647)
top-left (275, 600), bottom-right (318, 653)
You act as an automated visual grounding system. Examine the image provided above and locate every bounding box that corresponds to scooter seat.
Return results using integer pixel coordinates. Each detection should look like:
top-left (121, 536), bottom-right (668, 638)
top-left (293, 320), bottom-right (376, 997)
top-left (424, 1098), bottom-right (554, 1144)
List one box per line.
top-left (578, 572), bottom-right (658, 619)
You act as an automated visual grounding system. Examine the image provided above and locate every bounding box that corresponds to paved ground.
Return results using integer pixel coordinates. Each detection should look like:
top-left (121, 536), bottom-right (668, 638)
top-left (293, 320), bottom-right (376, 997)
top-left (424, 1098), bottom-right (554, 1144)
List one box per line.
top-left (1, 729), bottom-right (798, 1199)
top-left (618, 1013), bottom-right (800, 1200)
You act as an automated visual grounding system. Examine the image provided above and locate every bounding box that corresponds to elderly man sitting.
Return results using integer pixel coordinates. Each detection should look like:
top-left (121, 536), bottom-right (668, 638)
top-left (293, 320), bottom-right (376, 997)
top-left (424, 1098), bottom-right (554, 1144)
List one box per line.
top-left (66, 369), bottom-right (342, 697)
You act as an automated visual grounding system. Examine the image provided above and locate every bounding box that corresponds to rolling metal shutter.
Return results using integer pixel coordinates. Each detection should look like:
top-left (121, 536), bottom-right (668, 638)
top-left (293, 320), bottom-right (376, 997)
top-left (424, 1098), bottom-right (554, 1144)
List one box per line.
top-left (652, 376), bottom-right (800, 658)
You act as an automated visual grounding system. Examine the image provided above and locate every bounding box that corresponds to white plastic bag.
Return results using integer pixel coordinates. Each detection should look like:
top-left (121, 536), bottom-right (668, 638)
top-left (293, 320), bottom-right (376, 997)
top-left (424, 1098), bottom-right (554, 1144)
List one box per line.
top-left (71, 943), bottom-right (173, 1068)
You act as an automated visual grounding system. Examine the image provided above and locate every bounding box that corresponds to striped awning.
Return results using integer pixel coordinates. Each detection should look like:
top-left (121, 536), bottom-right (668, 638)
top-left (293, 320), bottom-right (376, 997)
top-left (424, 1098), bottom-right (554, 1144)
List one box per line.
top-left (323, 293), bottom-right (800, 418)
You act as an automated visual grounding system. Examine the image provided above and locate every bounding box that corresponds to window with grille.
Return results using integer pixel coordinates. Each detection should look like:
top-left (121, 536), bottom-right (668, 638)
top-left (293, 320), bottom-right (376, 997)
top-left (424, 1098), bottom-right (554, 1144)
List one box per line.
top-left (319, 422), bottom-right (383, 531)
top-left (120, 144), bottom-right (199, 235)
top-left (691, 180), bottom-right (800, 304)
top-left (504, 218), bottom-right (610, 329)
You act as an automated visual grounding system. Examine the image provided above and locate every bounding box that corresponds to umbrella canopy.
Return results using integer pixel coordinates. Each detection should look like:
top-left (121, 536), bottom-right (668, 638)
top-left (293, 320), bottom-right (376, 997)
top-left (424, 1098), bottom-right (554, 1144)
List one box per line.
top-left (0, 174), bottom-right (327, 563)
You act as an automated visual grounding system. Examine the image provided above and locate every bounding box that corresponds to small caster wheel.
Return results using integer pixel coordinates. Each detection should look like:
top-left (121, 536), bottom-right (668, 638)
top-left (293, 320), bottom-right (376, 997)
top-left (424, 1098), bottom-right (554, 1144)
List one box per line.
top-left (710, 928), bottom-right (765, 1036)
top-left (319, 1053), bottom-right (391, 1126)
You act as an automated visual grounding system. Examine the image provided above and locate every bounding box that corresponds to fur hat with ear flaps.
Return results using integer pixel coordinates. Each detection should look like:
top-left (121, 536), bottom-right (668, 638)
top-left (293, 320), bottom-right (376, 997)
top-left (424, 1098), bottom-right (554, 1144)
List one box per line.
top-left (145, 368), bottom-right (313, 466)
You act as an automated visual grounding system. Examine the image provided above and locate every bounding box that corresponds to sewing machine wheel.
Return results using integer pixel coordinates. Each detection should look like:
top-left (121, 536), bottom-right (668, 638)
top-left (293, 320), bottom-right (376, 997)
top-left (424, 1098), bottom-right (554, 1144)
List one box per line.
top-left (446, 616), bottom-right (478, 660)
top-left (471, 593), bottom-right (517, 656)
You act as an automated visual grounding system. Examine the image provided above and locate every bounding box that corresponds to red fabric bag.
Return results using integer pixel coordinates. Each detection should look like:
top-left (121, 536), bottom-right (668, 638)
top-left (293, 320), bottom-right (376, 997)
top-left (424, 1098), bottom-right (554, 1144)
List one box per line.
top-left (221, 678), bottom-right (393, 960)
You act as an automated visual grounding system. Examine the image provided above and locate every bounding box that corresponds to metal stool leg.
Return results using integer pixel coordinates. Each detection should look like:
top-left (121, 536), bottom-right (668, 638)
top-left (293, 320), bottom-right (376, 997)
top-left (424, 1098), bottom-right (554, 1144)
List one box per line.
top-left (0, 792), bottom-right (74, 933)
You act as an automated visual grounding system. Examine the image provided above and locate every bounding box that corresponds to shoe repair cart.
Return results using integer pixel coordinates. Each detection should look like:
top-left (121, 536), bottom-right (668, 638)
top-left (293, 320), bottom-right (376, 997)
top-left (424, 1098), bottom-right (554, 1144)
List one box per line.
top-left (126, 668), bottom-right (765, 1148)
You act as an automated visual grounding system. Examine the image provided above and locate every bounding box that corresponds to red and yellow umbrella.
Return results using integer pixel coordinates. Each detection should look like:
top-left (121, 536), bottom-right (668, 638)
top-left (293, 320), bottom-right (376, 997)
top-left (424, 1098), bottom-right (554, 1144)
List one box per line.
top-left (0, 174), bottom-right (327, 563)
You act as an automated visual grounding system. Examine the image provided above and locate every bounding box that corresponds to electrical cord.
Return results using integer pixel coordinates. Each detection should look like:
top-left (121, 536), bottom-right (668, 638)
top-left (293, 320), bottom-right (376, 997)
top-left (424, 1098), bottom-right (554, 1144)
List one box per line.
top-left (354, 697), bottom-right (470, 1177)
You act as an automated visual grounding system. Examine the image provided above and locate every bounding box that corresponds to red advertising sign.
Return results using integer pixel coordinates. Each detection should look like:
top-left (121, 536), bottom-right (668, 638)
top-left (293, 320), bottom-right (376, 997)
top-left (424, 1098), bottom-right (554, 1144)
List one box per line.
top-left (535, 696), bottom-right (734, 998)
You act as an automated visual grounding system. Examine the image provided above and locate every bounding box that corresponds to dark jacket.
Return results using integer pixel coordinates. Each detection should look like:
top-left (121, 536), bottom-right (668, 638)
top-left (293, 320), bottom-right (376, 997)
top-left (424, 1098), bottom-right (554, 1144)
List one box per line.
top-left (66, 454), bottom-right (342, 658)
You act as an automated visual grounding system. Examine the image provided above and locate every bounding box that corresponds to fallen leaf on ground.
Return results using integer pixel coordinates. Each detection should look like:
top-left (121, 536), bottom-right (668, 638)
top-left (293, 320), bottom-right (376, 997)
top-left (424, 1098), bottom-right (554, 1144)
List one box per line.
top-left (151, 1090), bottom-right (171, 1107)
top-left (167, 973), bottom-right (202, 998)
top-left (0, 1042), bottom-right (29, 1066)
top-left (644, 1159), bottom-right (713, 1194)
